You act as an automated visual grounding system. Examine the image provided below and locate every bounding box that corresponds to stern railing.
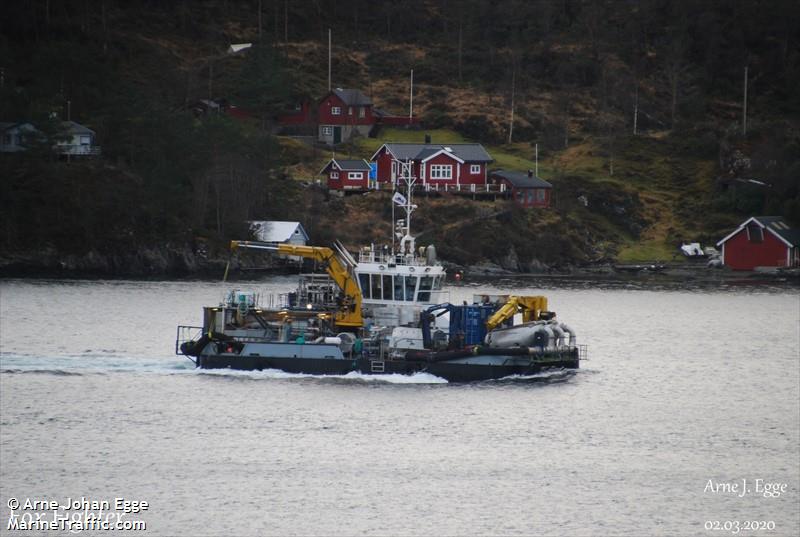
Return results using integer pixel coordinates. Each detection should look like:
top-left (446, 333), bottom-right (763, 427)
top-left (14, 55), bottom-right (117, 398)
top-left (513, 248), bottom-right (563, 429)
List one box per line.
top-left (175, 325), bottom-right (203, 355)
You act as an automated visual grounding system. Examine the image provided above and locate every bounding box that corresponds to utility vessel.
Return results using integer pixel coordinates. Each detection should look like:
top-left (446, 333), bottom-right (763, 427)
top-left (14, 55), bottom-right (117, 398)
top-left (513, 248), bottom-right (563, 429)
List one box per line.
top-left (176, 162), bottom-right (585, 381)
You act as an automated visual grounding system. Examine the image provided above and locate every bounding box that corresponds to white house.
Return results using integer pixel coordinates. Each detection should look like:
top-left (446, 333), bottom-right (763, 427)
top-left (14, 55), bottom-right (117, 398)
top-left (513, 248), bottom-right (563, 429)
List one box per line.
top-left (248, 221), bottom-right (310, 264)
top-left (55, 121), bottom-right (101, 156)
top-left (249, 221), bottom-right (309, 245)
top-left (0, 122), bottom-right (41, 152)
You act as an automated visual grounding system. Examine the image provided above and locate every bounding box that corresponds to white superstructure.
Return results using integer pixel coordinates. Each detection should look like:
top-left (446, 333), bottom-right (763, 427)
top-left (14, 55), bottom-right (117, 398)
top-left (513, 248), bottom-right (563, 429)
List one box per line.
top-left (353, 159), bottom-right (449, 327)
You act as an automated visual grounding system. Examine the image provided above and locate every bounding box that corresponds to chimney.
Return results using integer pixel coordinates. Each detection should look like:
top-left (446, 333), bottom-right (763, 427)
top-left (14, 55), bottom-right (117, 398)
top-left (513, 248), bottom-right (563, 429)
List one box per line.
top-left (424, 134), bottom-right (431, 144)
top-left (527, 169), bottom-right (533, 178)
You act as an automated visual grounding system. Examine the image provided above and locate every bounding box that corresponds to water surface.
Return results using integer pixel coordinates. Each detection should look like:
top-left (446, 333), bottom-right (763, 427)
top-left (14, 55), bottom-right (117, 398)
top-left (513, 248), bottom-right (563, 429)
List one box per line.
top-left (1, 278), bottom-right (798, 536)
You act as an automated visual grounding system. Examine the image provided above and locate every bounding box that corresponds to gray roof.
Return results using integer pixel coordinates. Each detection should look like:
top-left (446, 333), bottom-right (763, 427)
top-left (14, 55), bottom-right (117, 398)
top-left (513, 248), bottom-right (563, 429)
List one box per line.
top-left (753, 216), bottom-right (800, 246)
top-left (334, 159), bottom-right (371, 170)
top-left (490, 169), bottom-right (552, 189)
top-left (61, 120), bottom-right (95, 135)
top-left (320, 159), bottom-right (371, 174)
top-left (379, 143), bottom-right (493, 162)
top-left (332, 88), bottom-right (372, 106)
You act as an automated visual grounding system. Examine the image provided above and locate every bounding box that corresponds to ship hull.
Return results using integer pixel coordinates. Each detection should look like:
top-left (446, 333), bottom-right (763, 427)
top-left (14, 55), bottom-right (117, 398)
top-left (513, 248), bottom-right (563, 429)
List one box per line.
top-left (195, 347), bottom-right (580, 382)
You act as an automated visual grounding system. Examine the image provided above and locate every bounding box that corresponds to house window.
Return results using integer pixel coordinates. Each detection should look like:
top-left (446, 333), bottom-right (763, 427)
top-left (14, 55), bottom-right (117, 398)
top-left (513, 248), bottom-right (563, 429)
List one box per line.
top-left (527, 190), bottom-right (534, 203)
top-left (470, 164), bottom-right (480, 174)
top-left (348, 107), bottom-right (353, 115)
top-left (358, 107), bottom-right (365, 118)
top-left (348, 172), bottom-right (363, 180)
top-left (429, 164), bottom-right (453, 179)
top-left (321, 126), bottom-right (333, 135)
top-left (537, 189), bottom-right (546, 202)
top-left (331, 106), bottom-right (342, 115)
top-left (79, 135), bottom-right (91, 146)
top-left (330, 171), bottom-right (339, 179)
top-left (2, 134), bottom-right (10, 145)
top-left (746, 224), bottom-right (763, 243)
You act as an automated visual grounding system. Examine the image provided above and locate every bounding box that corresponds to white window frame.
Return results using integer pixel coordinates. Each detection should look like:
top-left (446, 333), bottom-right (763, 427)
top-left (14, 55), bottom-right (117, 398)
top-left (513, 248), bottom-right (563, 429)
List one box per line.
top-left (358, 107), bottom-right (366, 118)
top-left (331, 106), bottom-right (342, 115)
top-left (330, 171), bottom-right (339, 179)
top-left (537, 189), bottom-right (546, 202)
top-left (470, 164), bottom-right (480, 174)
top-left (348, 172), bottom-right (364, 180)
top-left (321, 126), bottom-right (333, 135)
top-left (429, 164), bottom-right (453, 180)
top-left (348, 107), bottom-right (353, 115)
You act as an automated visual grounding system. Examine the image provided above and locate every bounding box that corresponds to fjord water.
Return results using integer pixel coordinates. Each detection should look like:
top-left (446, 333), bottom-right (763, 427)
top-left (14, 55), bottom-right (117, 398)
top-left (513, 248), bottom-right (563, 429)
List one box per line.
top-left (1, 278), bottom-right (798, 536)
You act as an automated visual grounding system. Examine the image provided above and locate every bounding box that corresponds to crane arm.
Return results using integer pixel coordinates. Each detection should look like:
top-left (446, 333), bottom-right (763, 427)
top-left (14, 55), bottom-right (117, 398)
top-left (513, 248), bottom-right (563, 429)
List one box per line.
top-left (230, 241), bottom-right (363, 327)
top-left (485, 295), bottom-right (548, 331)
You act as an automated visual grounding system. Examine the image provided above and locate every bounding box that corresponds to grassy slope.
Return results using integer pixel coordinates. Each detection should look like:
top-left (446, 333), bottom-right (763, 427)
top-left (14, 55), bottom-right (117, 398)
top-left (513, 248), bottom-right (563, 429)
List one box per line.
top-left (283, 125), bottom-right (729, 264)
top-left (273, 33), bottom-right (742, 264)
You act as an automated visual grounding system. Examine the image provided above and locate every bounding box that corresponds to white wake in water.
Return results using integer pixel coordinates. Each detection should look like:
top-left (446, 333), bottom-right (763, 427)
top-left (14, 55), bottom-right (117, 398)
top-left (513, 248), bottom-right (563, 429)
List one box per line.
top-left (195, 368), bottom-right (449, 384)
top-left (0, 353), bottom-right (448, 384)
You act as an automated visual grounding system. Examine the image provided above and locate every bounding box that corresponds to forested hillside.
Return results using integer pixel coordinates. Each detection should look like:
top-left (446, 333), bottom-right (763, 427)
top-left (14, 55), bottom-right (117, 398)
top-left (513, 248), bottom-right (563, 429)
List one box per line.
top-left (1, 0), bottom-right (798, 274)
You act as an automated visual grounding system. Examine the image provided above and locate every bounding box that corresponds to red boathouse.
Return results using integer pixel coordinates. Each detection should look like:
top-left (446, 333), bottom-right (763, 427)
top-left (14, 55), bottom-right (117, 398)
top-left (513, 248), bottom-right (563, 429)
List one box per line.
top-left (716, 216), bottom-right (800, 270)
top-left (489, 169), bottom-right (552, 208)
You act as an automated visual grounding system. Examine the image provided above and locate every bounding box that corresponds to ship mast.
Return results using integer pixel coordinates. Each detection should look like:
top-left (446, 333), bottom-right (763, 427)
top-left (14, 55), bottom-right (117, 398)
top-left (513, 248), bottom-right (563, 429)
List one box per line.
top-left (392, 159), bottom-right (417, 261)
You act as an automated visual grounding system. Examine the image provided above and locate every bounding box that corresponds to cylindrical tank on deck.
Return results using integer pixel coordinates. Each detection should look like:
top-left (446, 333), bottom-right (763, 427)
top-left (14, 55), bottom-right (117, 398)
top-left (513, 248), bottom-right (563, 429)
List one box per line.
top-left (426, 244), bottom-right (437, 265)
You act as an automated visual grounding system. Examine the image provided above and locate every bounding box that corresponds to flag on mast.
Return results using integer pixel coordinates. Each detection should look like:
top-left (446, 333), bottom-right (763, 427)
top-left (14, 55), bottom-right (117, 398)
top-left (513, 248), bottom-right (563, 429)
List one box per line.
top-left (392, 192), bottom-right (407, 206)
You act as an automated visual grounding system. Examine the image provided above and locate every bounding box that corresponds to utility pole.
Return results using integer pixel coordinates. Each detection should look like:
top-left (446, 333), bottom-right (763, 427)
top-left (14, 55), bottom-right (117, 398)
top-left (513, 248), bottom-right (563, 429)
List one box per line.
top-left (328, 28), bottom-right (331, 91)
top-left (208, 61), bottom-right (213, 100)
top-left (742, 65), bottom-right (748, 136)
top-left (507, 66), bottom-right (515, 144)
top-left (633, 83), bottom-right (639, 136)
top-left (457, 20), bottom-right (463, 83)
top-left (257, 0), bottom-right (262, 39)
top-left (535, 143), bottom-right (539, 177)
top-left (409, 69), bottom-right (414, 120)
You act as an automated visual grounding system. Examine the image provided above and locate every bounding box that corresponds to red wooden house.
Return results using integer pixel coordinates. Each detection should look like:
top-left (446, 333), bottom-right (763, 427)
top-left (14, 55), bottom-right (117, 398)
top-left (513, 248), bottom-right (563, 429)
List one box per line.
top-left (320, 159), bottom-right (373, 190)
top-left (276, 99), bottom-right (313, 126)
top-left (318, 88), bottom-right (374, 145)
top-left (489, 170), bottom-right (552, 208)
top-left (716, 216), bottom-right (800, 270)
top-left (369, 142), bottom-right (493, 187)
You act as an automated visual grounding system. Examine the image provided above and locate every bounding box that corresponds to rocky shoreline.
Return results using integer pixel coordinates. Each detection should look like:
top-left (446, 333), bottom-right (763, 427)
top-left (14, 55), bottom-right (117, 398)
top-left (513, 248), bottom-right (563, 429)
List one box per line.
top-left (2, 246), bottom-right (798, 286)
top-left (0, 244), bottom-right (294, 279)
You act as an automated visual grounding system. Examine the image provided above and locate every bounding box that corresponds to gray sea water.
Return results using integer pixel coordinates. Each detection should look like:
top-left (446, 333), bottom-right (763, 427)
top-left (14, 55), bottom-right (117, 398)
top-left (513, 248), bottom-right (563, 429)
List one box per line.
top-left (1, 277), bottom-right (798, 536)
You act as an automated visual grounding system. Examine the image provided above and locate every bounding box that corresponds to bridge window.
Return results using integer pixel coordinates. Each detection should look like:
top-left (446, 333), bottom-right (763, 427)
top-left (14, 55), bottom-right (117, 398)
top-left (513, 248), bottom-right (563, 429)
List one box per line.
top-left (406, 276), bottom-right (417, 301)
top-left (418, 276), bottom-right (433, 302)
top-left (358, 273), bottom-right (370, 298)
top-left (393, 276), bottom-right (404, 301)
top-left (382, 275), bottom-right (393, 300)
top-left (371, 274), bottom-right (382, 300)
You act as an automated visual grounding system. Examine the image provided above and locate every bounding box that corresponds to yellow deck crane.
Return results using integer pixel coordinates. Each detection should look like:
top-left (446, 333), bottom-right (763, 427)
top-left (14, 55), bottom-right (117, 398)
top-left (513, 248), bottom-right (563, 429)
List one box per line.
top-left (484, 295), bottom-right (548, 331)
top-left (228, 240), bottom-right (363, 328)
